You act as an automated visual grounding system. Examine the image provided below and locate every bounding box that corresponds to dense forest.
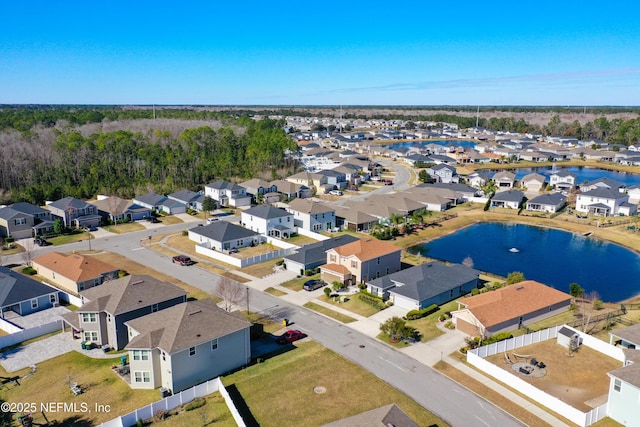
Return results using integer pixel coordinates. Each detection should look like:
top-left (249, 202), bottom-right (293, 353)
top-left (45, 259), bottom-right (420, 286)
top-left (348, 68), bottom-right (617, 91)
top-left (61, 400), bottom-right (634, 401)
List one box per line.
top-left (0, 113), bottom-right (297, 205)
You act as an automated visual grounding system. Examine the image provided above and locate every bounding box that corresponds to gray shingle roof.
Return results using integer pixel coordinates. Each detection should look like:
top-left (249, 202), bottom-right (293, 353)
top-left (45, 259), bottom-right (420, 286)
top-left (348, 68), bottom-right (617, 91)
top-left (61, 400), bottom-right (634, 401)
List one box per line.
top-left (168, 189), bottom-right (200, 203)
top-left (244, 205), bottom-right (291, 219)
top-left (125, 299), bottom-right (251, 354)
top-left (580, 188), bottom-right (628, 200)
top-left (0, 207), bottom-right (20, 220)
top-left (285, 235), bottom-right (359, 266)
top-left (206, 180), bottom-right (245, 191)
top-left (0, 266), bottom-right (58, 308)
top-left (9, 202), bottom-right (49, 216)
top-left (189, 222), bottom-right (258, 242)
top-left (527, 193), bottom-right (566, 206)
top-left (287, 199), bottom-right (335, 215)
top-left (78, 275), bottom-right (187, 316)
top-left (492, 190), bottom-right (524, 202)
top-left (49, 197), bottom-right (93, 210)
top-left (134, 192), bottom-right (167, 206)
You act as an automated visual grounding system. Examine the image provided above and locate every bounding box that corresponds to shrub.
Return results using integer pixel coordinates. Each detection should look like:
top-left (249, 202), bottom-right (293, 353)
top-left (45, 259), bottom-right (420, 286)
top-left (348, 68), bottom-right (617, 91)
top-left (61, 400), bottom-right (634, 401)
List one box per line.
top-left (304, 269), bottom-right (314, 276)
top-left (323, 287), bottom-right (331, 297)
top-left (438, 314), bottom-right (446, 322)
top-left (118, 270), bottom-right (129, 278)
top-left (406, 304), bottom-right (438, 320)
top-left (136, 420), bottom-right (143, 427)
top-left (445, 321), bottom-right (455, 329)
top-left (275, 259), bottom-right (284, 266)
top-left (471, 288), bottom-right (480, 295)
top-left (22, 266), bottom-right (37, 275)
top-left (357, 293), bottom-right (386, 310)
top-left (185, 397), bottom-right (206, 411)
top-left (181, 230), bottom-right (188, 236)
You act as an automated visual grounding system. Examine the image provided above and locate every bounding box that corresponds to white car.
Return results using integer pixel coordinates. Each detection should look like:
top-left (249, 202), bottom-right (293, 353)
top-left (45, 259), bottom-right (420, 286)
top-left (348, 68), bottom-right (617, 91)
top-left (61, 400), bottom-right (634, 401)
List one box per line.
top-left (329, 190), bottom-right (343, 196)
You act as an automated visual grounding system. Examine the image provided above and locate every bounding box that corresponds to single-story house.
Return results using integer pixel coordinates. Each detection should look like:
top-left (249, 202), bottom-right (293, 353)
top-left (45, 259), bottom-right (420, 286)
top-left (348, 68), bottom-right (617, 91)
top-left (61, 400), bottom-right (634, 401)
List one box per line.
top-left (32, 252), bottom-right (120, 294)
top-left (490, 190), bottom-right (525, 209)
top-left (366, 262), bottom-right (480, 310)
top-left (133, 193), bottom-right (168, 212)
top-left (125, 299), bottom-right (251, 393)
top-left (493, 171), bottom-right (516, 189)
top-left (0, 266), bottom-right (60, 318)
top-left (93, 196), bottom-right (150, 223)
top-left (525, 192), bottom-right (567, 213)
top-left (159, 198), bottom-right (187, 215)
top-left (269, 180), bottom-right (313, 199)
top-left (320, 403), bottom-right (419, 427)
top-left (188, 221), bottom-right (261, 252)
top-left (168, 190), bottom-right (204, 211)
top-left (520, 173), bottom-right (546, 192)
top-left (283, 235), bottom-right (360, 275)
top-left (334, 206), bottom-right (377, 232)
top-left (451, 280), bottom-right (571, 337)
top-left (609, 323), bottom-right (640, 349)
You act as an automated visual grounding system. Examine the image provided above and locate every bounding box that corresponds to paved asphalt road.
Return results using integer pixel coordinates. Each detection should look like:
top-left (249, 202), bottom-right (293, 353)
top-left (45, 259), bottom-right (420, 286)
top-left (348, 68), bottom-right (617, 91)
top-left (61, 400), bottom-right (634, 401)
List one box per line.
top-left (4, 224), bottom-right (524, 427)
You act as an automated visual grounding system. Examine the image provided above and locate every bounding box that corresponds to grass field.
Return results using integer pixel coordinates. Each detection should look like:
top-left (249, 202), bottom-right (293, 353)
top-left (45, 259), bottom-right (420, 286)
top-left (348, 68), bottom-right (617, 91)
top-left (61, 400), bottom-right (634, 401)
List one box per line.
top-left (223, 341), bottom-right (447, 427)
top-left (303, 302), bottom-right (357, 323)
top-left (279, 274), bottom-right (317, 291)
top-left (407, 300), bottom-right (459, 342)
top-left (149, 393), bottom-right (235, 426)
top-left (264, 287), bottom-right (287, 296)
top-left (318, 293), bottom-right (381, 317)
top-left (102, 222), bottom-right (146, 234)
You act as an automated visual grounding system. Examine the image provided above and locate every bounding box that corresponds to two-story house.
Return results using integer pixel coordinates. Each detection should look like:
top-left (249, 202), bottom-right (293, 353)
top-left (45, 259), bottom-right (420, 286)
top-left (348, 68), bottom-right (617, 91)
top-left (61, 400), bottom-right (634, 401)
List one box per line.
top-left (241, 205), bottom-right (295, 238)
top-left (47, 197), bottom-right (101, 229)
top-left (240, 179), bottom-right (278, 201)
top-left (61, 275), bottom-right (187, 350)
top-left (426, 164), bottom-right (459, 184)
top-left (32, 252), bottom-right (120, 294)
top-left (0, 202), bottom-right (54, 239)
top-left (576, 188), bottom-right (636, 217)
top-left (125, 299), bottom-right (251, 393)
top-left (286, 199), bottom-right (336, 232)
top-left (204, 180), bottom-right (252, 208)
top-left (320, 238), bottom-right (402, 286)
top-left (549, 170), bottom-right (578, 192)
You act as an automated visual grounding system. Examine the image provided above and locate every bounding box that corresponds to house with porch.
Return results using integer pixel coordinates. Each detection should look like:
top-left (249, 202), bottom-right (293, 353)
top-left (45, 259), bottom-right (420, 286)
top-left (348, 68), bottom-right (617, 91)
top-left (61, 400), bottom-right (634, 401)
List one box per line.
top-left (0, 266), bottom-right (59, 318)
top-left (366, 262), bottom-right (480, 311)
top-left (32, 252), bottom-right (120, 294)
top-left (93, 196), bottom-right (150, 223)
top-left (204, 180), bottom-right (252, 208)
top-left (575, 188), bottom-right (635, 217)
top-left (320, 238), bottom-right (401, 286)
top-left (241, 205), bottom-right (295, 238)
top-left (490, 190), bottom-right (524, 209)
top-left (451, 280), bottom-right (571, 337)
top-left (0, 202), bottom-right (54, 239)
top-left (467, 170), bottom-right (493, 189)
top-left (525, 193), bottom-right (567, 213)
top-left (426, 164), bottom-right (459, 184)
top-left (283, 235), bottom-right (359, 276)
top-left (188, 221), bottom-right (261, 252)
top-left (269, 180), bottom-right (313, 200)
top-left (549, 170), bottom-right (578, 191)
top-left (47, 197), bottom-right (101, 229)
top-left (60, 275), bottom-right (187, 350)
top-left (125, 299), bottom-right (251, 393)
top-left (333, 206), bottom-right (377, 232)
top-left (493, 171), bottom-right (516, 189)
top-left (286, 199), bottom-right (336, 232)
top-left (240, 179), bottom-right (278, 200)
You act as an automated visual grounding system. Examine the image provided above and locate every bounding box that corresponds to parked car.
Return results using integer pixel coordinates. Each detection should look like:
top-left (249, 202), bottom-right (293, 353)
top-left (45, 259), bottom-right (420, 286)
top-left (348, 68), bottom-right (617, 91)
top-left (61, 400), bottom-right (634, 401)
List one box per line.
top-left (275, 329), bottom-right (305, 344)
top-left (146, 216), bottom-right (160, 223)
top-left (303, 279), bottom-right (326, 291)
top-left (329, 190), bottom-right (343, 196)
top-left (384, 180), bottom-right (393, 185)
top-left (206, 217), bottom-right (219, 224)
top-left (172, 255), bottom-right (194, 266)
top-left (33, 237), bottom-right (51, 246)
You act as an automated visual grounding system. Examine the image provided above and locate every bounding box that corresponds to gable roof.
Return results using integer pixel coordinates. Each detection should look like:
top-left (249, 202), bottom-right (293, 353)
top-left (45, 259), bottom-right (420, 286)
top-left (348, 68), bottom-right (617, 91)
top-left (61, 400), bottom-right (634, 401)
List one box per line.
top-left (333, 206), bottom-right (377, 224)
top-left (527, 193), bottom-right (567, 206)
top-left (168, 189), bottom-right (200, 203)
top-left (370, 262), bottom-right (479, 302)
top-left (321, 403), bottom-right (419, 427)
top-left (0, 266), bottom-right (57, 307)
top-left (330, 238), bottom-right (401, 262)
top-left (78, 275), bottom-right (187, 315)
top-left (610, 323), bottom-right (640, 347)
top-left (205, 180), bottom-right (245, 191)
top-left (521, 173), bottom-right (546, 183)
top-left (492, 190), bottom-right (524, 202)
top-left (243, 205), bottom-right (291, 219)
top-left (0, 207), bottom-right (23, 221)
top-left (189, 222), bottom-right (258, 242)
top-left (579, 187), bottom-right (628, 200)
top-left (32, 252), bottom-right (119, 282)
top-left (92, 197), bottom-right (132, 215)
top-left (9, 202), bottom-right (49, 216)
top-left (48, 197), bottom-right (93, 210)
top-left (608, 362), bottom-right (640, 388)
top-left (125, 299), bottom-right (251, 354)
top-left (287, 198), bottom-right (335, 215)
top-left (493, 171), bottom-right (516, 181)
top-left (134, 192), bottom-right (167, 206)
top-left (458, 280), bottom-right (571, 328)
top-left (269, 180), bottom-right (307, 194)
top-left (285, 235), bottom-right (360, 266)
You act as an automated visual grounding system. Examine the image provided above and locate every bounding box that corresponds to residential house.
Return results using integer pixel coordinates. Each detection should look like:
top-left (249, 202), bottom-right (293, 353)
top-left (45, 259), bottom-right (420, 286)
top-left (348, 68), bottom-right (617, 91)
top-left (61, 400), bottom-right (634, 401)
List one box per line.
top-left (158, 198), bottom-right (187, 215)
top-left (366, 262), bottom-right (480, 311)
top-left (579, 177), bottom-right (626, 193)
top-left (428, 154), bottom-right (457, 165)
top-left (332, 163), bottom-right (367, 186)
top-left (241, 205), bottom-right (295, 238)
top-left (285, 171), bottom-right (327, 191)
top-left (168, 190), bottom-right (204, 211)
top-left (627, 184), bottom-right (640, 204)
top-left (520, 173), bottom-right (547, 192)
top-left (421, 183), bottom-right (479, 202)
top-left (0, 202), bottom-right (54, 238)
top-left (467, 170), bottom-right (493, 189)
top-left (609, 323), bottom-right (640, 349)
top-left (493, 171), bottom-right (516, 189)
top-left (576, 188), bottom-right (635, 217)
top-left (342, 199), bottom-right (404, 222)
top-left (204, 180), bottom-right (252, 208)
top-left (269, 180), bottom-right (313, 200)
top-left (0, 266), bottom-right (59, 318)
top-left (240, 179), bottom-right (278, 200)
top-left (93, 196), bottom-right (150, 223)
top-left (426, 164), bottom-right (459, 184)
top-left (125, 299), bottom-right (251, 393)
top-left (490, 190), bottom-right (524, 209)
top-left (525, 193), bottom-right (567, 213)
top-left (286, 199), bottom-right (336, 232)
top-left (606, 353), bottom-right (640, 427)
top-left (451, 280), bottom-right (571, 337)
top-left (333, 206), bottom-right (377, 232)
top-left (549, 170), bottom-right (578, 191)
top-left (60, 275), bottom-right (187, 350)
top-left (47, 197), bottom-right (101, 229)
top-left (321, 404), bottom-right (419, 427)
top-left (133, 193), bottom-right (167, 213)
top-left (32, 252), bottom-right (120, 294)
top-left (283, 235), bottom-right (360, 275)
top-left (320, 238), bottom-right (401, 285)
top-left (188, 222), bottom-right (261, 252)
top-left (317, 169), bottom-right (347, 191)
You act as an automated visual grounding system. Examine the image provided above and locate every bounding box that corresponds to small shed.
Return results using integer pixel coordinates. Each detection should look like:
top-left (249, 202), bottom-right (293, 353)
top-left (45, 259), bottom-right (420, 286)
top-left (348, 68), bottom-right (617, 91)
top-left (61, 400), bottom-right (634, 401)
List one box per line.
top-left (557, 326), bottom-right (581, 349)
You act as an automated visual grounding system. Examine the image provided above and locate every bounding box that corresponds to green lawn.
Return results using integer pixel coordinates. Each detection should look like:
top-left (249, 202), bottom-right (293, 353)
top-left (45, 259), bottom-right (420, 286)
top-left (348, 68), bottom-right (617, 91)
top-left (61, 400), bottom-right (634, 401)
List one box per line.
top-left (155, 215), bottom-right (184, 225)
top-left (152, 393), bottom-right (236, 426)
top-left (47, 233), bottom-right (89, 245)
top-left (223, 341), bottom-right (447, 427)
top-left (102, 222), bottom-right (145, 233)
top-left (280, 273), bottom-right (318, 291)
top-left (264, 287), bottom-right (287, 296)
top-left (318, 293), bottom-right (382, 317)
top-left (407, 300), bottom-right (459, 342)
top-left (303, 302), bottom-right (357, 323)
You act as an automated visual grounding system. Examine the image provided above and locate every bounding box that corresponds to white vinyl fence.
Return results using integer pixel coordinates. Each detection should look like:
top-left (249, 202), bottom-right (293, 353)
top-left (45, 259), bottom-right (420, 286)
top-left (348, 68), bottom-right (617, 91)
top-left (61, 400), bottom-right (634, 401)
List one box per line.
top-left (0, 320), bottom-right (63, 349)
top-left (98, 377), bottom-right (245, 427)
top-left (196, 243), bottom-right (296, 268)
top-left (468, 325), bottom-right (614, 426)
top-left (295, 228), bottom-right (330, 240)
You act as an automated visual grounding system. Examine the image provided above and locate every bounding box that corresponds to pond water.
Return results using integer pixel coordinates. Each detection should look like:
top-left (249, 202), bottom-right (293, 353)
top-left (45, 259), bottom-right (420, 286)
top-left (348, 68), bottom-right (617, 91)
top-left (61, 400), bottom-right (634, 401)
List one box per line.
top-left (407, 222), bottom-right (640, 302)
top-left (493, 166), bottom-right (640, 187)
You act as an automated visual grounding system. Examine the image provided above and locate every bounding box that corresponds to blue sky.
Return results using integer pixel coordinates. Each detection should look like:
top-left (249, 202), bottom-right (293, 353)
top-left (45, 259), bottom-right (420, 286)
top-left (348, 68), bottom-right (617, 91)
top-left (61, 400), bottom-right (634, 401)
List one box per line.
top-left (1, 1), bottom-right (639, 105)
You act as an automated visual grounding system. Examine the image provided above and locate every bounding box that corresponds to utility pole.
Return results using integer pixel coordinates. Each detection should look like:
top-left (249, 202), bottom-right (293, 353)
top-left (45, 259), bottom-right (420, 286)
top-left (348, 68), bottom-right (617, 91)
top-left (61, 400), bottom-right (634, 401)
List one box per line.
top-left (246, 287), bottom-right (250, 314)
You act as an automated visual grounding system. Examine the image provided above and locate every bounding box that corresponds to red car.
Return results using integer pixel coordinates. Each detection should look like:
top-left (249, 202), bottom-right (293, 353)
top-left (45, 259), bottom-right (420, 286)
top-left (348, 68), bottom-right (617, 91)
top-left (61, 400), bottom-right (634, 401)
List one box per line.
top-left (276, 329), bottom-right (305, 344)
top-left (172, 255), bottom-right (194, 266)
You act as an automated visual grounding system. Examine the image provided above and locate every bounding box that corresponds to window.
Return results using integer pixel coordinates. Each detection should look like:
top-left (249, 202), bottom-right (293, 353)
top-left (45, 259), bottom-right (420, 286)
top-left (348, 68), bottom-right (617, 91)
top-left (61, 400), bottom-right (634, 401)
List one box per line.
top-left (81, 313), bottom-right (97, 323)
top-left (133, 350), bottom-right (149, 361)
top-left (14, 218), bottom-right (26, 225)
top-left (83, 331), bottom-right (98, 342)
top-left (162, 352), bottom-right (166, 361)
top-left (31, 299), bottom-right (38, 309)
top-left (151, 304), bottom-right (158, 313)
top-left (330, 254), bottom-right (336, 263)
top-left (614, 378), bottom-right (621, 392)
top-left (50, 294), bottom-right (57, 304)
top-left (351, 260), bottom-right (358, 269)
top-left (211, 339), bottom-right (218, 351)
top-left (189, 346), bottom-right (196, 357)
top-left (107, 313), bottom-right (111, 322)
top-left (377, 257), bottom-right (380, 265)
top-left (134, 371), bottom-right (151, 383)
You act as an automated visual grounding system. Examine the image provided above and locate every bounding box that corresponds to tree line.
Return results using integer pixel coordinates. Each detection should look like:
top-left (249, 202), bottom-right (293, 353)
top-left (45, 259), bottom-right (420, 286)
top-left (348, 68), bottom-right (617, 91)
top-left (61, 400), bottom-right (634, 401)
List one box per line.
top-left (0, 117), bottom-right (297, 205)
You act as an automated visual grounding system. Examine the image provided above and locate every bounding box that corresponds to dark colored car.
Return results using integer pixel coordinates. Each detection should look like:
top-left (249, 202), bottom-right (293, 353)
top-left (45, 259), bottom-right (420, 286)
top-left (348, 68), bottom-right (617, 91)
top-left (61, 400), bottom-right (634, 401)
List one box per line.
top-left (275, 329), bottom-right (305, 344)
top-left (303, 279), bottom-right (326, 291)
top-left (384, 180), bottom-right (393, 185)
top-left (33, 237), bottom-right (51, 246)
top-left (147, 216), bottom-right (160, 223)
top-left (172, 255), bottom-right (194, 266)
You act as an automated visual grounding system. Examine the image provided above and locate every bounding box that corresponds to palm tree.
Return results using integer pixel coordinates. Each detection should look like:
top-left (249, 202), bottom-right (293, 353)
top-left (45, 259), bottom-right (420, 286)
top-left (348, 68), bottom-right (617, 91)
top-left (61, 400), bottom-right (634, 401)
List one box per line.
top-left (389, 213), bottom-right (404, 230)
top-left (481, 180), bottom-right (498, 197)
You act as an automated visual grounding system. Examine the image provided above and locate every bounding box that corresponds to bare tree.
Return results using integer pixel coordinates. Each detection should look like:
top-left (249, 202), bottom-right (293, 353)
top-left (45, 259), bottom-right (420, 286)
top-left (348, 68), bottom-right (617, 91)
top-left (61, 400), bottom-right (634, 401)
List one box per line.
top-left (21, 240), bottom-right (36, 267)
top-left (215, 276), bottom-right (245, 312)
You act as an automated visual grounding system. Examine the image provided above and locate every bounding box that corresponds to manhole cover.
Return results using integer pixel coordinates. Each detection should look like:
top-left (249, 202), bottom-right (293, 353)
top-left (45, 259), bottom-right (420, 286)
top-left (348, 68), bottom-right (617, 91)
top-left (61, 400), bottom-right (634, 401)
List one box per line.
top-left (313, 386), bottom-right (326, 394)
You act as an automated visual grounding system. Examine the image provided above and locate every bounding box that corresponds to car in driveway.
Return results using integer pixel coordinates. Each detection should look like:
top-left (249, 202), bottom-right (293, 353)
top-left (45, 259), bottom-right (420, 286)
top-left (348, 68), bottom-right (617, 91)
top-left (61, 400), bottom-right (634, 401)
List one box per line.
top-left (33, 237), bottom-right (51, 246)
top-left (328, 190), bottom-right (343, 196)
top-left (172, 255), bottom-right (194, 266)
top-left (146, 216), bottom-right (160, 223)
top-left (303, 279), bottom-right (326, 291)
top-left (275, 329), bottom-right (305, 344)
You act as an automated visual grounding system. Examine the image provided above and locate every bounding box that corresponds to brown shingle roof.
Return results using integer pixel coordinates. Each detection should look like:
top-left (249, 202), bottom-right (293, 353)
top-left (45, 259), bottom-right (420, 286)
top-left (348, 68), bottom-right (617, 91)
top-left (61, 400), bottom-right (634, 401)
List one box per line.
top-left (459, 280), bottom-right (571, 328)
top-left (125, 299), bottom-right (251, 354)
top-left (78, 275), bottom-right (187, 315)
top-left (331, 238), bottom-right (401, 262)
top-left (287, 198), bottom-right (334, 214)
top-left (33, 252), bottom-right (118, 283)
